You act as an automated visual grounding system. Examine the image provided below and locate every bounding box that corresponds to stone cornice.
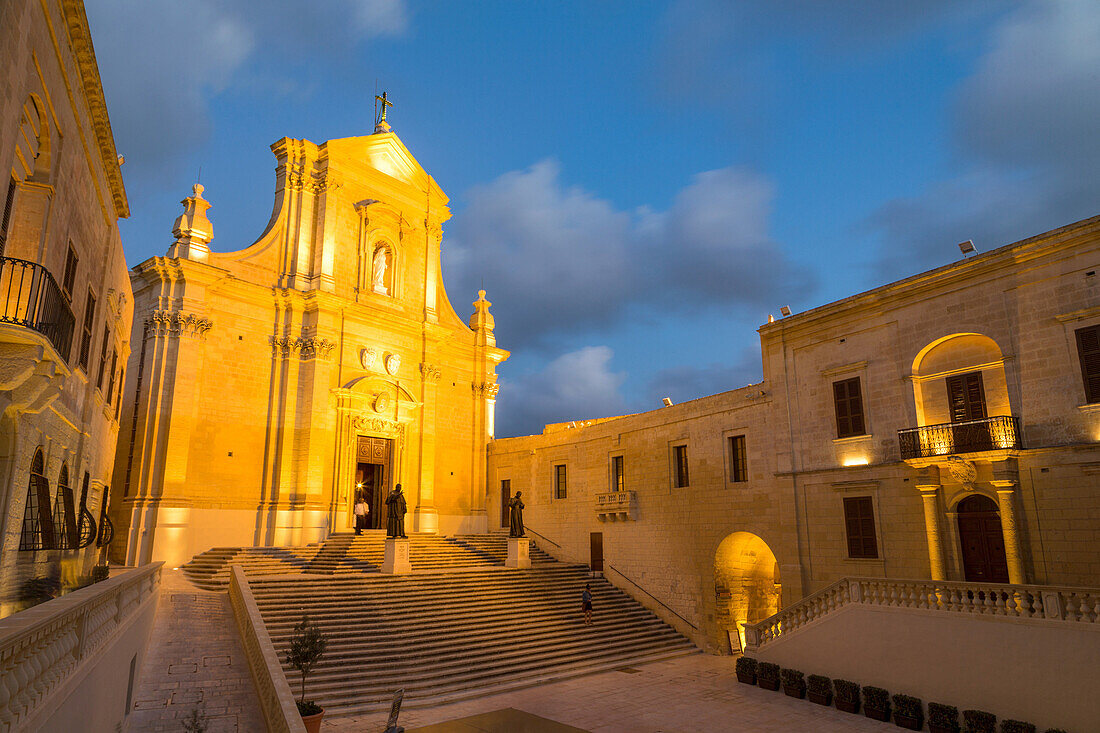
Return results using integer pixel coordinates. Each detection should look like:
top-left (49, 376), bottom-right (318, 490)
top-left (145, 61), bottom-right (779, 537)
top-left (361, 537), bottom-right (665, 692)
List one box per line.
top-left (60, 0), bottom-right (129, 218)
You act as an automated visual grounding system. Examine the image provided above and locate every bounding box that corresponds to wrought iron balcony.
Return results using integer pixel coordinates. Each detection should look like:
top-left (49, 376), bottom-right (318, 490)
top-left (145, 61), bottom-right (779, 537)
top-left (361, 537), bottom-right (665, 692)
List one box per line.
top-left (898, 415), bottom-right (1021, 460)
top-left (0, 257), bottom-right (75, 360)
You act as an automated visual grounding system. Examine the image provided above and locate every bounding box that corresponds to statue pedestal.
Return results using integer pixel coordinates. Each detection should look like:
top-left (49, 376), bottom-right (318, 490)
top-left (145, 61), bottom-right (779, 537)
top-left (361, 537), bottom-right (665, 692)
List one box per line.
top-left (506, 537), bottom-right (531, 569)
top-left (382, 538), bottom-right (411, 574)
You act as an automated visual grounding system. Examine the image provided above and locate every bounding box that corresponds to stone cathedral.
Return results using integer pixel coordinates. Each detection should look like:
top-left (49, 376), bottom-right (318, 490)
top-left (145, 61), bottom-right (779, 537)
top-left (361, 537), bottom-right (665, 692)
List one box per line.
top-left (110, 129), bottom-right (508, 569)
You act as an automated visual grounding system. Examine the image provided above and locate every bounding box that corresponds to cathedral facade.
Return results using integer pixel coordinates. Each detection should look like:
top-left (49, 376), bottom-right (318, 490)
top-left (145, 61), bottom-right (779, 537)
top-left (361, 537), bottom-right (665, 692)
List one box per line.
top-left (112, 131), bottom-right (507, 569)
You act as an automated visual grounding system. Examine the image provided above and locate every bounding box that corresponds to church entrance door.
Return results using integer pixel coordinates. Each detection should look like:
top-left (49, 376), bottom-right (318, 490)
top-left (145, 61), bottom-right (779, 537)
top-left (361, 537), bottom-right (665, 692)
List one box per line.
top-left (356, 437), bottom-right (393, 530)
top-left (957, 495), bottom-right (1009, 583)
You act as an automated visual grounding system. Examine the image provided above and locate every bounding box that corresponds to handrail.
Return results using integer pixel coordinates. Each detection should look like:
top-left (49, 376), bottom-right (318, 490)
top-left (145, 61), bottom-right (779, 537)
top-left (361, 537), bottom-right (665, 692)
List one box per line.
top-left (523, 526), bottom-right (560, 549)
top-left (0, 256), bottom-right (75, 360)
top-left (744, 576), bottom-right (1100, 651)
top-left (898, 415), bottom-right (1021, 459)
top-left (605, 563), bottom-right (698, 630)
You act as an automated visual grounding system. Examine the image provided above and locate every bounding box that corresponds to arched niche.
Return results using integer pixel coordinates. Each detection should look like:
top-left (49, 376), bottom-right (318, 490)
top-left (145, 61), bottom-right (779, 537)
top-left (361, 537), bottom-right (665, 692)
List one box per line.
top-left (911, 333), bottom-right (1011, 426)
top-left (14, 95), bottom-right (52, 183)
top-left (713, 531), bottom-right (781, 652)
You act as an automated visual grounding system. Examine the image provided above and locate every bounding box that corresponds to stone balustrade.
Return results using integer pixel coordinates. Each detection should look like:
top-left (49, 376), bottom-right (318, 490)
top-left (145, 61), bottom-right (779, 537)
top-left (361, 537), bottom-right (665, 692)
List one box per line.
top-left (229, 565), bottom-right (306, 733)
top-left (0, 562), bottom-right (161, 731)
top-left (745, 576), bottom-right (1100, 651)
top-left (595, 490), bottom-right (637, 521)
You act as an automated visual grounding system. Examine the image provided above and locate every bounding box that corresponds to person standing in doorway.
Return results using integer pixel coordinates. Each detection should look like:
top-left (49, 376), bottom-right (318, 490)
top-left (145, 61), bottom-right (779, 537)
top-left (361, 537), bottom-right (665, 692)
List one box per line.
top-left (353, 494), bottom-right (369, 535)
top-left (581, 583), bottom-right (593, 626)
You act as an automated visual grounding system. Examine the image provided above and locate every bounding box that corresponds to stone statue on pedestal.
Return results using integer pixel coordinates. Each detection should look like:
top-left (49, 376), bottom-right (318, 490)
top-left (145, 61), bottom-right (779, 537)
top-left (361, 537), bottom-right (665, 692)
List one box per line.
top-left (386, 484), bottom-right (407, 538)
top-left (508, 491), bottom-right (525, 538)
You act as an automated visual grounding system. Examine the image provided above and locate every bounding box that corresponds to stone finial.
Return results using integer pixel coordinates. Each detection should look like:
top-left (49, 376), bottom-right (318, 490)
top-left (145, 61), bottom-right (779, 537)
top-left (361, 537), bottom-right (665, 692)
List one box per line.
top-left (469, 290), bottom-right (496, 346)
top-left (168, 183), bottom-right (213, 262)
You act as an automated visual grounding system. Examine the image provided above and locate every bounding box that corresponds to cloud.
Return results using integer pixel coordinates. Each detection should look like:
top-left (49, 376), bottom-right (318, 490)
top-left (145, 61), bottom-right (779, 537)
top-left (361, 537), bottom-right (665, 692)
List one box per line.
top-left (445, 160), bottom-right (812, 349)
top-left (495, 347), bottom-right (628, 438)
top-left (869, 0), bottom-right (1100, 278)
top-left (645, 350), bottom-right (762, 406)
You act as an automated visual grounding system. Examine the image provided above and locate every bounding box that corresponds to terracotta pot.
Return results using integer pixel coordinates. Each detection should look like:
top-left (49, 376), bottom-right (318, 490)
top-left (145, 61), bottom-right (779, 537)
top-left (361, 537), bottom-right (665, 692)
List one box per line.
top-left (302, 710), bottom-right (324, 733)
top-left (782, 684), bottom-right (806, 699)
top-left (894, 712), bottom-right (923, 730)
top-left (736, 672), bottom-right (756, 685)
top-left (758, 677), bottom-right (780, 691)
top-left (865, 706), bottom-right (891, 722)
top-left (808, 691), bottom-right (832, 706)
top-left (836, 698), bottom-right (860, 714)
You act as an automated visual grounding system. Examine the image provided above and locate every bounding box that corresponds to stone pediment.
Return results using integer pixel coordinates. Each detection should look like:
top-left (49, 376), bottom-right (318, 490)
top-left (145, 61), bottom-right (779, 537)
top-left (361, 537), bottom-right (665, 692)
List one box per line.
top-left (326, 133), bottom-right (448, 212)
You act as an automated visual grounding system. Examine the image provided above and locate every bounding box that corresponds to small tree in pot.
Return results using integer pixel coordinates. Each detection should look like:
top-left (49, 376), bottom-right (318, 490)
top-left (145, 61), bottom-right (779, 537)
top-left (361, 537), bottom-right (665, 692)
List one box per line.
top-left (928, 702), bottom-right (960, 733)
top-left (756, 662), bottom-right (780, 691)
top-left (834, 679), bottom-right (860, 714)
top-left (863, 686), bottom-right (891, 722)
top-left (807, 675), bottom-right (832, 706)
top-left (735, 656), bottom-right (757, 685)
top-left (892, 694), bottom-right (923, 730)
top-left (780, 668), bottom-right (805, 699)
top-left (286, 615), bottom-right (328, 733)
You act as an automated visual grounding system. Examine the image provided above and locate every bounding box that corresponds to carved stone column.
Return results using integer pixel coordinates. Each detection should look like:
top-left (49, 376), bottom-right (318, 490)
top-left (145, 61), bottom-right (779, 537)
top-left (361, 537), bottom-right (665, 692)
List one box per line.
top-left (414, 362), bottom-right (441, 533)
top-left (992, 480), bottom-right (1026, 584)
top-left (915, 465), bottom-right (946, 581)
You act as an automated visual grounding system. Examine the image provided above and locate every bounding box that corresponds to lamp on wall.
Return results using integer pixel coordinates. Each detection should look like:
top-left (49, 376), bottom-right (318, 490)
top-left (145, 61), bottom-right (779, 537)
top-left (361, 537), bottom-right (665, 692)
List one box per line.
top-left (780, 305), bottom-right (791, 317)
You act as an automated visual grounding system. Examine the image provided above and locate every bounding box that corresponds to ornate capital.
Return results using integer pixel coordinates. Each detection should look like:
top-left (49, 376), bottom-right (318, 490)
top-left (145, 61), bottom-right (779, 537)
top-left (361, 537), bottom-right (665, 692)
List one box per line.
top-left (298, 337), bottom-right (337, 361)
top-left (420, 362), bottom-right (442, 382)
top-left (146, 310), bottom-right (212, 340)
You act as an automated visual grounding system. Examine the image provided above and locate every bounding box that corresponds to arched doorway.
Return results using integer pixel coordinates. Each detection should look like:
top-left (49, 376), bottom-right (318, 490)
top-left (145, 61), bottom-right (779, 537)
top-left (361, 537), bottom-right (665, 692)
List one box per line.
top-left (957, 495), bottom-right (1009, 583)
top-left (714, 532), bottom-right (780, 653)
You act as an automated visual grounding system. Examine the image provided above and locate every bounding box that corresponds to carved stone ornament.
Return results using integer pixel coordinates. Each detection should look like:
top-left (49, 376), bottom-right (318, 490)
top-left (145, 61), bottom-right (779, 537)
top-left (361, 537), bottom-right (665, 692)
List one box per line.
top-left (351, 414), bottom-right (405, 438)
top-left (419, 362), bottom-right (442, 382)
top-left (360, 348), bottom-right (378, 370)
top-left (271, 336), bottom-right (337, 361)
top-left (147, 310), bottom-right (213, 340)
top-left (946, 456), bottom-right (978, 489)
top-left (384, 353), bottom-right (401, 375)
top-left (373, 392), bottom-right (390, 414)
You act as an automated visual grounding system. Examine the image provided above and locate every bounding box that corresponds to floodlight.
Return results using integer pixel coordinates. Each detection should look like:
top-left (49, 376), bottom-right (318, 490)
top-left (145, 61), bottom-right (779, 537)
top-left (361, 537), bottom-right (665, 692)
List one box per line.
top-left (662, 397), bottom-right (673, 407)
top-left (780, 305), bottom-right (791, 317)
top-left (958, 240), bottom-right (975, 256)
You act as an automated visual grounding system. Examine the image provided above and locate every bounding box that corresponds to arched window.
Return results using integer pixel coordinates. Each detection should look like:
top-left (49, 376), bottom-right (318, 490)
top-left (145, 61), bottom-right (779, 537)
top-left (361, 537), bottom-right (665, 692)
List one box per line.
top-left (19, 448), bottom-right (55, 550)
top-left (52, 463), bottom-right (76, 549)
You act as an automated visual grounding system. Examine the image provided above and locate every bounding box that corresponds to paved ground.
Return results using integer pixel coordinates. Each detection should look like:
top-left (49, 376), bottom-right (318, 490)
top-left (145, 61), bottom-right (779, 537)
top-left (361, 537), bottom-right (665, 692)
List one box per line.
top-left (325, 654), bottom-right (885, 733)
top-left (128, 570), bottom-right (267, 733)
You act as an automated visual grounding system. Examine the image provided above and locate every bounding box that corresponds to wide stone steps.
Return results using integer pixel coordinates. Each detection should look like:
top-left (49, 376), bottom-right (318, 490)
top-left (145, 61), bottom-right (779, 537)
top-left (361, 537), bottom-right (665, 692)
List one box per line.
top-left (251, 565), bottom-right (697, 716)
top-left (447, 534), bottom-right (556, 564)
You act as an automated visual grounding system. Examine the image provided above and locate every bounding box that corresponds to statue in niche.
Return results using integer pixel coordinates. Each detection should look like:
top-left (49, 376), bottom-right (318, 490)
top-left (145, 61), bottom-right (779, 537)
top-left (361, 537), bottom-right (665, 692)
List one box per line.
top-left (372, 246), bottom-right (389, 295)
top-left (385, 484), bottom-right (407, 538)
top-left (508, 491), bottom-right (525, 538)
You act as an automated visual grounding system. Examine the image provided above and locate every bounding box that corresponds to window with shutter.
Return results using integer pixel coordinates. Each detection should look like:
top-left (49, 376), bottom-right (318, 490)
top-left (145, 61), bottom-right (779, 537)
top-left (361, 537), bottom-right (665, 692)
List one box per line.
top-left (843, 496), bottom-right (878, 559)
top-left (728, 435), bottom-right (747, 482)
top-left (61, 244), bottom-right (78, 300)
top-left (946, 372), bottom-right (986, 422)
top-left (1076, 325), bottom-right (1100, 404)
top-left (96, 324), bottom-right (110, 390)
top-left (673, 445), bottom-right (689, 487)
top-left (78, 290), bottom-right (96, 371)
top-left (611, 455), bottom-right (624, 491)
top-left (554, 464), bottom-right (567, 499)
top-left (0, 178), bottom-right (16, 255)
top-left (833, 377), bottom-right (866, 438)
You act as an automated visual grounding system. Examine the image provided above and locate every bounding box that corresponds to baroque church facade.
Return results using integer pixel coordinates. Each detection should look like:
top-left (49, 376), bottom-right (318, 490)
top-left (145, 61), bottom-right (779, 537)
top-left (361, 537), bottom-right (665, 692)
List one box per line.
top-left (112, 130), bottom-right (508, 570)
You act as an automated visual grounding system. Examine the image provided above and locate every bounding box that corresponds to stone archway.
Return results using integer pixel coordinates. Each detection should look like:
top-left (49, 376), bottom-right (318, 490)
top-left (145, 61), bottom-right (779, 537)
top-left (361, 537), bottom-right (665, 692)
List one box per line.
top-left (714, 532), bottom-right (780, 653)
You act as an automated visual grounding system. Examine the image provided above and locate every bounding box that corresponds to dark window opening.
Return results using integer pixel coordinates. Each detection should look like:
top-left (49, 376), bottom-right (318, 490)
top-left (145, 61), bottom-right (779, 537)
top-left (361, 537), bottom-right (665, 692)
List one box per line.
top-left (19, 448), bottom-right (55, 550)
top-left (946, 371), bottom-right (987, 422)
top-left (554, 464), bottom-right (567, 499)
top-left (96, 324), bottom-right (110, 390)
top-left (611, 455), bottom-right (624, 491)
top-left (61, 243), bottom-right (78, 300)
top-left (78, 290), bottom-right (96, 371)
top-left (843, 496), bottom-right (878, 559)
top-left (673, 445), bottom-right (689, 488)
top-left (1076, 325), bottom-right (1100, 404)
top-left (833, 377), bottom-right (866, 438)
top-left (729, 435), bottom-right (747, 482)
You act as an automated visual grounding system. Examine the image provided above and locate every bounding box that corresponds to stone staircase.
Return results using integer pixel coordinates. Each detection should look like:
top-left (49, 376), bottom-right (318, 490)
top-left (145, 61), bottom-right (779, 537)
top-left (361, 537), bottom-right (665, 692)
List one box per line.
top-left (448, 534), bottom-right (556, 564)
top-left (181, 546), bottom-right (321, 590)
top-left (251, 565), bottom-right (698, 716)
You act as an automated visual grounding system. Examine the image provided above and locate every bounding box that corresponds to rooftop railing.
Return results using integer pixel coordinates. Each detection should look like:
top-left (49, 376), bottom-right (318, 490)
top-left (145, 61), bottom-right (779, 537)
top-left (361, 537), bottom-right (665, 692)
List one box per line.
top-left (0, 256), bottom-right (75, 361)
top-left (898, 415), bottom-right (1021, 460)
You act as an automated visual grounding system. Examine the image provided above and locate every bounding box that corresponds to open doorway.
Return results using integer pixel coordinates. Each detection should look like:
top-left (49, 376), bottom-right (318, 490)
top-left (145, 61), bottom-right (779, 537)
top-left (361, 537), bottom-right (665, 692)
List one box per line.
top-left (355, 437), bottom-right (393, 530)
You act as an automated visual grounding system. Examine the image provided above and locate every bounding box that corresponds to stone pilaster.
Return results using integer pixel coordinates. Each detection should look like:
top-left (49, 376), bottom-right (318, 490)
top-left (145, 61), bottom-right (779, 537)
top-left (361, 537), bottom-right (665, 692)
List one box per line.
top-left (414, 362), bottom-right (441, 533)
top-left (992, 480), bottom-right (1026, 584)
top-left (919, 486), bottom-right (947, 581)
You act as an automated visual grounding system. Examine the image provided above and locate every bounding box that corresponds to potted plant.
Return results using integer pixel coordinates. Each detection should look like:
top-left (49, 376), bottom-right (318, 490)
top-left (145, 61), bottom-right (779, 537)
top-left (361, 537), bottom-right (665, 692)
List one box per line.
top-left (928, 702), bottom-right (961, 733)
top-left (780, 668), bottom-right (805, 699)
top-left (92, 563), bottom-right (110, 583)
top-left (756, 662), bottom-right (780, 691)
top-left (286, 615), bottom-right (328, 733)
top-left (863, 686), bottom-right (891, 722)
top-left (1000, 723), bottom-right (1036, 733)
top-left (963, 710), bottom-right (997, 733)
top-left (834, 679), bottom-right (860, 714)
top-left (735, 656), bottom-right (757, 685)
top-left (893, 694), bottom-right (924, 730)
top-left (807, 675), bottom-right (832, 706)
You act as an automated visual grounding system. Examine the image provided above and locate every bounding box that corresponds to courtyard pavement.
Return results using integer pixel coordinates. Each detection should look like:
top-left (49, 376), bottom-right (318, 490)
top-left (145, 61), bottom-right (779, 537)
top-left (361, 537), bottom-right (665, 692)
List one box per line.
top-left (325, 654), bottom-right (885, 733)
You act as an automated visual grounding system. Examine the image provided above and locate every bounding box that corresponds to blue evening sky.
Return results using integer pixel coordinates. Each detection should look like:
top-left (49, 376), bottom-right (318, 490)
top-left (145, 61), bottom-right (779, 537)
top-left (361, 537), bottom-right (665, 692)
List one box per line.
top-left (86, 1), bottom-right (1100, 436)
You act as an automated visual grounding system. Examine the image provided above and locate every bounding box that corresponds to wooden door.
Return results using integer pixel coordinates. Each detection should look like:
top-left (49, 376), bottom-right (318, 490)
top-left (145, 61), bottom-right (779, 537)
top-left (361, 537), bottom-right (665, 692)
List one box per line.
top-left (957, 495), bottom-right (1009, 583)
top-left (500, 480), bottom-right (511, 529)
top-left (590, 532), bottom-right (603, 572)
top-left (357, 437), bottom-right (393, 530)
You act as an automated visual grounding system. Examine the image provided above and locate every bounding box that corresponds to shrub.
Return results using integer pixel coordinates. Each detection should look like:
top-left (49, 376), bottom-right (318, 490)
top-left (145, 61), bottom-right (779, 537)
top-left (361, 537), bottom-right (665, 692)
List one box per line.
top-left (1042, 729), bottom-right (1068, 733)
top-left (928, 702), bottom-right (960, 732)
top-left (807, 675), bottom-right (832, 696)
top-left (92, 564), bottom-right (110, 583)
top-left (780, 668), bottom-right (804, 689)
top-left (735, 656), bottom-right (757, 676)
top-left (893, 694), bottom-right (923, 719)
top-left (1000, 723), bottom-right (1036, 733)
top-left (963, 710), bottom-right (997, 733)
top-left (756, 662), bottom-right (780, 683)
top-left (863, 686), bottom-right (890, 711)
top-left (296, 700), bottom-right (322, 716)
top-left (834, 679), bottom-right (860, 702)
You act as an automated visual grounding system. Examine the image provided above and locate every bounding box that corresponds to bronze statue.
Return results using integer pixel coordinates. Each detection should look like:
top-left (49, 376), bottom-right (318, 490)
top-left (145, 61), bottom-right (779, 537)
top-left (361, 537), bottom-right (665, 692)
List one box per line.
top-left (508, 491), bottom-right (525, 538)
top-left (385, 484), bottom-right (407, 538)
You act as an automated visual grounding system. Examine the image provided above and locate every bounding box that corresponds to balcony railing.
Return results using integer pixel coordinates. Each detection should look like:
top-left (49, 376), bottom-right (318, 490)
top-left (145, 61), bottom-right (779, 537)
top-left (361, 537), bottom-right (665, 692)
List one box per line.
top-left (595, 490), bottom-right (638, 521)
top-left (0, 256), bottom-right (75, 360)
top-left (898, 415), bottom-right (1021, 459)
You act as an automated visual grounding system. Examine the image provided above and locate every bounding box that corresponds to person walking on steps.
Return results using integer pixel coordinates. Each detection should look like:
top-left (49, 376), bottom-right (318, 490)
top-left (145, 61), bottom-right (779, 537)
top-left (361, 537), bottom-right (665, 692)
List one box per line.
top-left (581, 583), bottom-right (593, 626)
top-left (353, 494), bottom-right (369, 535)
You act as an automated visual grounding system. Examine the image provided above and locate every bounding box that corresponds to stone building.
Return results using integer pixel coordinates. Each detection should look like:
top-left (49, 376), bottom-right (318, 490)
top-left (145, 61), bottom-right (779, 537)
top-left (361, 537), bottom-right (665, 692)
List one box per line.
top-left (488, 214), bottom-right (1100, 652)
top-left (0, 0), bottom-right (131, 614)
top-left (112, 129), bottom-right (508, 569)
